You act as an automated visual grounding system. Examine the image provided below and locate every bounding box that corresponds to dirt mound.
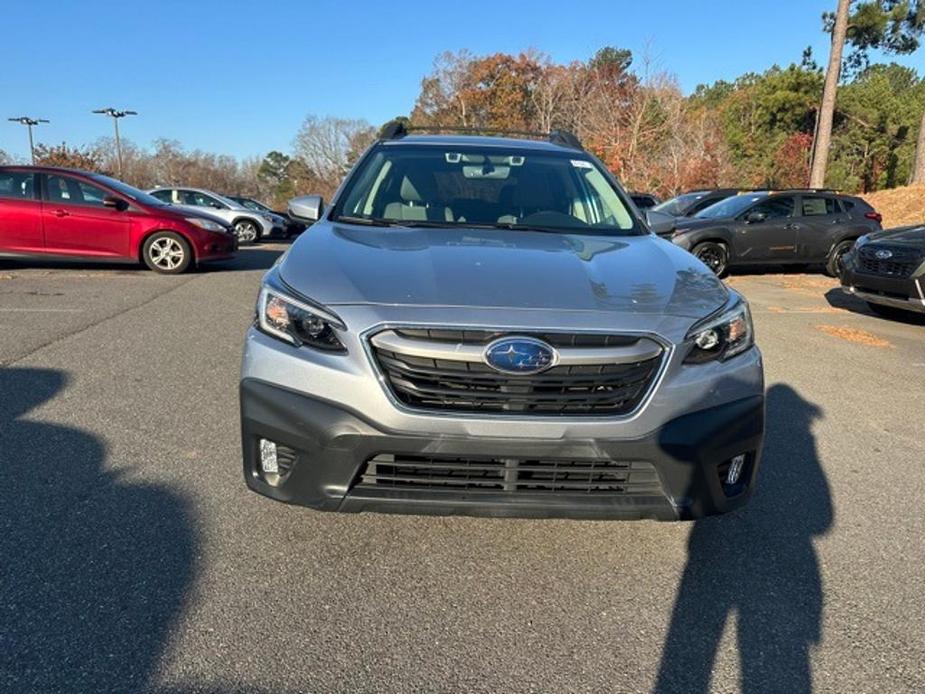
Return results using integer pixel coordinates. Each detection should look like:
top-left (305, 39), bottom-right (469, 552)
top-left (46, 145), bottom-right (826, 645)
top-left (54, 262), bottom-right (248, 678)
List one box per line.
top-left (861, 185), bottom-right (925, 229)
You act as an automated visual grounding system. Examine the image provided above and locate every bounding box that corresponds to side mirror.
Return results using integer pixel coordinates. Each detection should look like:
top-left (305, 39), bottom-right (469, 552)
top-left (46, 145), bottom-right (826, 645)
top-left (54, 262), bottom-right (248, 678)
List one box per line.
top-left (102, 195), bottom-right (128, 211)
top-left (746, 211), bottom-right (766, 224)
top-left (288, 195), bottom-right (324, 223)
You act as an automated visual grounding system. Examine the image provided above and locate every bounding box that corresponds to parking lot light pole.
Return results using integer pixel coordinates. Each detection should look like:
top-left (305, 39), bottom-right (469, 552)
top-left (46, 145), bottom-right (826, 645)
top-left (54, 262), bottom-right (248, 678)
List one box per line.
top-left (92, 108), bottom-right (137, 178)
top-left (7, 116), bottom-right (50, 164)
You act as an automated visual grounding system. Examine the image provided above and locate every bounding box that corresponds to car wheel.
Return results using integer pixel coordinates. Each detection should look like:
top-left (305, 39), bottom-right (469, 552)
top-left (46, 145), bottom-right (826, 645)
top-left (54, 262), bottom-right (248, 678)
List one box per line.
top-left (142, 232), bottom-right (192, 274)
top-left (692, 241), bottom-right (729, 277)
top-left (234, 219), bottom-right (260, 245)
top-left (825, 239), bottom-right (855, 277)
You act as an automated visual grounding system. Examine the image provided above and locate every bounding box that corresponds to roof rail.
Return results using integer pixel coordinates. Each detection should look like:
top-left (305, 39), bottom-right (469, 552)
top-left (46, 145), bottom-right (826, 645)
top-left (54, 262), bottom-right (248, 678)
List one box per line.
top-left (377, 120), bottom-right (584, 150)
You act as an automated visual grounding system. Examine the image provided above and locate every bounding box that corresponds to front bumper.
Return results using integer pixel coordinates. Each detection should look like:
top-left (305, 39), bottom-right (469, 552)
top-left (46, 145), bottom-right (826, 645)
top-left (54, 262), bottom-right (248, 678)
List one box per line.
top-left (197, 234), bottom-right (237, 261)
top-left (240, 379), bottom-right (765, 520)
top-left (841, 265), bottom-right (925, 314)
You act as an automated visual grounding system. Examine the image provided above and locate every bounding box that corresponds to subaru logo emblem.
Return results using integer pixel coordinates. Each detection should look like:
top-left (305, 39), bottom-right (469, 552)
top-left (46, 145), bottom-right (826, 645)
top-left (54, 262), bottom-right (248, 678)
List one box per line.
top-left (484, 337), bottom-right (557, 375)
top-left (874, 249), bottom-right (893, 260)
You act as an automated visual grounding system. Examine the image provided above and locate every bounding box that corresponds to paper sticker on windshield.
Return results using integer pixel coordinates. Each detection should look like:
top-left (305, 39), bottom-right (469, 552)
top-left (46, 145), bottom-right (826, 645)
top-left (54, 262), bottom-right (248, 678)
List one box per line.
top-left (571, 159), bottom-right (593, 169)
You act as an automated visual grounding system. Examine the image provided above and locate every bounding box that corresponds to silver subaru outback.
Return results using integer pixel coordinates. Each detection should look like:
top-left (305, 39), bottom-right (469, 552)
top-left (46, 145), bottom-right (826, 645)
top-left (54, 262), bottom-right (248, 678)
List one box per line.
top-left (240, 125), bottom-right (765, 520)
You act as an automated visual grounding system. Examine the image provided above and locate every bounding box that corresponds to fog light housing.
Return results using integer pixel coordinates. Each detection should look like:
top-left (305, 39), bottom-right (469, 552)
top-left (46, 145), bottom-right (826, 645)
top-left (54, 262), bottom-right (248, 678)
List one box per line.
top-left (725, 454), bottom-right (745, 485)
top-left (259, 438), bottom-right (278, 475)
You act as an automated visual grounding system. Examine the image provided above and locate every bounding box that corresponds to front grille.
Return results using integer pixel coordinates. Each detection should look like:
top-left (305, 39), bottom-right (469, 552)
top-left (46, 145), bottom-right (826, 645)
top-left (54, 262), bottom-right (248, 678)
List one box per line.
top-left (371, 330), bottom-right (663, 416)
top-left (858, 247), bottom-right (921, 279)
top-left (357, 454), bottom-right (661, 495)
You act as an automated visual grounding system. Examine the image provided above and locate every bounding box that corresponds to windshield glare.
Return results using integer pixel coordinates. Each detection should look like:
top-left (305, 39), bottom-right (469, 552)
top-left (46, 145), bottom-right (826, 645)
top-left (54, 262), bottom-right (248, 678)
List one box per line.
top-left (694, 194), bottom-right (767, 219)
top-left (334, 145), bottom-right (640, 234)
top-left (652, 193), bottom-right (703, 216)
top-left (90, 174), bottom-right (167, 207)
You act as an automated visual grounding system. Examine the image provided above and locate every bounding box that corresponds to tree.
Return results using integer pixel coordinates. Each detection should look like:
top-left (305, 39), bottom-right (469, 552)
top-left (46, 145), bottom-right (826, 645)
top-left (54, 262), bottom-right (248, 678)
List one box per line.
top-left (292, 115), bottom-right (375, 197)
top-left (0, 149), bottom-right (10, 165)
top-left (810, 0), bottom-right (851, 187)
top-left (838, 0), bottom-right (925, 181)
top-left (33, 143), bottom-right (102, 171)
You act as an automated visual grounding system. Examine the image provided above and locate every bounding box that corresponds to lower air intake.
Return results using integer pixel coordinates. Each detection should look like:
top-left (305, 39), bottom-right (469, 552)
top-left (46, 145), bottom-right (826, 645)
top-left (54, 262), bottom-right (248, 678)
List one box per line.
top-left (356, 454), bottom-right (662, 496)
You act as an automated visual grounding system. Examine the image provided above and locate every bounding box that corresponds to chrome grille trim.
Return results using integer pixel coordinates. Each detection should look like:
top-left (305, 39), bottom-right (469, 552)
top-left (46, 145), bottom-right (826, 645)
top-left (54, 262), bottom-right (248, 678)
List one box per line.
top-left (370, 330), bottom-right (664, 365)
top-left (364, 324), bottom-right (671, 420)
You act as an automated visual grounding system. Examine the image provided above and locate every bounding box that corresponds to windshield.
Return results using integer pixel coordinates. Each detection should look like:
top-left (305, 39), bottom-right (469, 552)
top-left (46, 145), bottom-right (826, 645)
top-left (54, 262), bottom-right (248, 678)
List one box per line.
top-left (232, 196), bottom-right (269, 212)
top-left (89, 174), bottom-right (168, 207)
top-left (694, 194), bottom-right (768, 219)
top-left (652, 193), bottom-right (704, 217)
top-left (333, 144), bottom-right (640, 234)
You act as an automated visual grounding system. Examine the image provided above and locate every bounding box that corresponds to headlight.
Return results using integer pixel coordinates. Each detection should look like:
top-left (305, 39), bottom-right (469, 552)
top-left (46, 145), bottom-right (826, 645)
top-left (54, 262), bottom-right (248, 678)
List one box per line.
top-left (684, 296), bottom-right (754, 363)
top-left (256, 286), bottom-right (346, 351)
top-left (185, 217), bottom-right (227, 233)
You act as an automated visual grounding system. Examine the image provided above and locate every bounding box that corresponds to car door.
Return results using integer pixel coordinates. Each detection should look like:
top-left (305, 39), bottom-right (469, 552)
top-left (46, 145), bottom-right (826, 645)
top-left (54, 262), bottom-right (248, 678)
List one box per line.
top-left (41, 173), bottom-right (131, 257)
top-left (795, 195), bottom-right (846, 261)
top-left (734, 195), bottom-right (797, 262)
top-left (0, 170), bottom-right (44, 252)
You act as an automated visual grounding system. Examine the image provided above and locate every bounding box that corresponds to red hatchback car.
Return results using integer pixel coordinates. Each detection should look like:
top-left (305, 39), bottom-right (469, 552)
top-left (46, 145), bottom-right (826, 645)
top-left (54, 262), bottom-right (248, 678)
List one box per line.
top-left (0, 166), bottom-right (236, 273)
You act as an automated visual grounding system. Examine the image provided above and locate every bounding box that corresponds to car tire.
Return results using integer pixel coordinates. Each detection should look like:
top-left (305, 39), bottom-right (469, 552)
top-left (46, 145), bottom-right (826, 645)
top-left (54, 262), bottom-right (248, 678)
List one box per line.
top-left (825, 239), bottom-right (855, 277)
top-left (142, 232), bottom-right (193, 274)
top-left (692, 241), bottom-right (729, 277)
top-left (233, 219), bottom-right (260, 245)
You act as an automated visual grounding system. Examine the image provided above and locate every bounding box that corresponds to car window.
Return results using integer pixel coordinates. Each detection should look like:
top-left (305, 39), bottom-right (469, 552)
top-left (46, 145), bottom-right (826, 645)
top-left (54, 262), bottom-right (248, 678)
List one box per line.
top-left (696, 194), bottom-right (767, 219)
top-left (45, 175), bottom-right (110, 207)
top-left (181, 190), bottom-right (224, 208)
top-left (748, 196), bottom-right (794, 219)
top-left (336, 145), bottom-right (638, 234)
top-left (653, 192), bottom-right (703, 216)
top-left (0, 171), bottom-right (35, 200)
top-left (150, 189), bottom-right (173, 203)
top-left (801, 196), bottom-right (837, 216)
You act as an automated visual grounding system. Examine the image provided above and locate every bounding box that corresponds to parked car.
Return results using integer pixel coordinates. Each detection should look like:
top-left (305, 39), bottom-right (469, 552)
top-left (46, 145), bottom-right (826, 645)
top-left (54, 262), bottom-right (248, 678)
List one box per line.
top-left (226, 195), bottom-right (306, 237)
top-left (652, 188), bottom-right (739, 217)
top-left (630, 191), bottom-right (660, 209)
top-left (147, 187), bottom-right (279, 243)
top-left (240, 124), bottom-right (765, 521)
top-left (0, 166), bottom-right (236, 274)
top-left (664, 190), bottom-right (883, 276)
top-left (840, 225), bottom-right (925, 318)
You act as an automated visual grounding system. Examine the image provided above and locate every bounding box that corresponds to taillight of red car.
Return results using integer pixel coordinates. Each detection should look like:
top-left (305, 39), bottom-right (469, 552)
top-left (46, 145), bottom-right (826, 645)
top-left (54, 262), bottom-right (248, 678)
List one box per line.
top-left (865, 211), bottom-right (883, 224)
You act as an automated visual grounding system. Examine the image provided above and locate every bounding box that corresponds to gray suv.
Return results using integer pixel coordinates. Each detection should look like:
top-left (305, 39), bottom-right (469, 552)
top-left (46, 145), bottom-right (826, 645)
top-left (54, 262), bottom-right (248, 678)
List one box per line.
top-left (148, 187), bottom-right (278, 243)
top-left (240, 125), bottom-right (765, 520)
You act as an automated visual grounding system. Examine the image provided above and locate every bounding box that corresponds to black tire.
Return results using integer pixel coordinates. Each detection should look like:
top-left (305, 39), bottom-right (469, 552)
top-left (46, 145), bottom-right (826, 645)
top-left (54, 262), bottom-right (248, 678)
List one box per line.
top-left (141, 232), bottom-right (193, 274)
top-left (692, 241), bottom-right (729, 277)
top-left (825, 239), bottom-right (855, 277)
top-left (233, 219), bottom-right (260, 245)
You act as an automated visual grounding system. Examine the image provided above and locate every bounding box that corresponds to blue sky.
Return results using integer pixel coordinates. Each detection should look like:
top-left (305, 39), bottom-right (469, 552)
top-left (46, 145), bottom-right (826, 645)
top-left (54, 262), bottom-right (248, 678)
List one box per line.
top-left (3, 0), bottom-right (924, 162)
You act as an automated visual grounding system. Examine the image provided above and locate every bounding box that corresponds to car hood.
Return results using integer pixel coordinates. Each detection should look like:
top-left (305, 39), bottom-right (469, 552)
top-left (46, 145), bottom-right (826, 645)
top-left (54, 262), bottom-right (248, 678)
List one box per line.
top-left (277, 222), bottom-right (728, 318)
top-left (158, 205), bottom-right (230, 227)
top-left (673, 216), bottom-right (731, 232)
top-left (867, 225), bottom-right (925, 247)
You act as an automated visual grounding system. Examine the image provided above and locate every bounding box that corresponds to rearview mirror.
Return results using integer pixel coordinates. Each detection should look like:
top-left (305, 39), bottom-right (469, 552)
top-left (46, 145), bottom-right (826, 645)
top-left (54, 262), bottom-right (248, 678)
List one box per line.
top-left (102, 195), bottom-right (128, 211)
top-left (746, 211), bottom-right (766, 224)
top-left (289, 195), bottom-right (324, 223)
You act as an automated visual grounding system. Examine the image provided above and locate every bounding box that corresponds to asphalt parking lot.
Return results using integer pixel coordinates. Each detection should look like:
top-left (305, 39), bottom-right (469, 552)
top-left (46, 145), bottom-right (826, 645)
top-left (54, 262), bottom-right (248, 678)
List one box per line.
top-left (1, 246), bottom-right (923, 693)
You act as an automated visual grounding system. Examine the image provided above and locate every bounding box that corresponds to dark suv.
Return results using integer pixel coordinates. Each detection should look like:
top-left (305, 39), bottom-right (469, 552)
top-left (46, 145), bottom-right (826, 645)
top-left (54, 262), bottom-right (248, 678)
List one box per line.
top-left (840, 225), bottom-right (925, 318)
top-left (664, 190), bottom-right (882, 276)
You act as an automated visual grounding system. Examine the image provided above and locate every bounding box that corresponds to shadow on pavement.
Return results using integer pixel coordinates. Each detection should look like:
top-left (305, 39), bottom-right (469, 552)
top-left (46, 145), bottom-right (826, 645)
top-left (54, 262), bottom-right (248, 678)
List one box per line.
top-left (654, 384), bottom-right (833, 694)
top-left (0, 368), bottom-right (197, 693)
top-left (824, 287), bottom-right (925, 325)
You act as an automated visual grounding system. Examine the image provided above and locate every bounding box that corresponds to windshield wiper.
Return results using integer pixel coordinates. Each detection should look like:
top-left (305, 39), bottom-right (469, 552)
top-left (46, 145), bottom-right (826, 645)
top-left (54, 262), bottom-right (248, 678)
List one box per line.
top-left (333, 215), bottom-right (399, 227)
